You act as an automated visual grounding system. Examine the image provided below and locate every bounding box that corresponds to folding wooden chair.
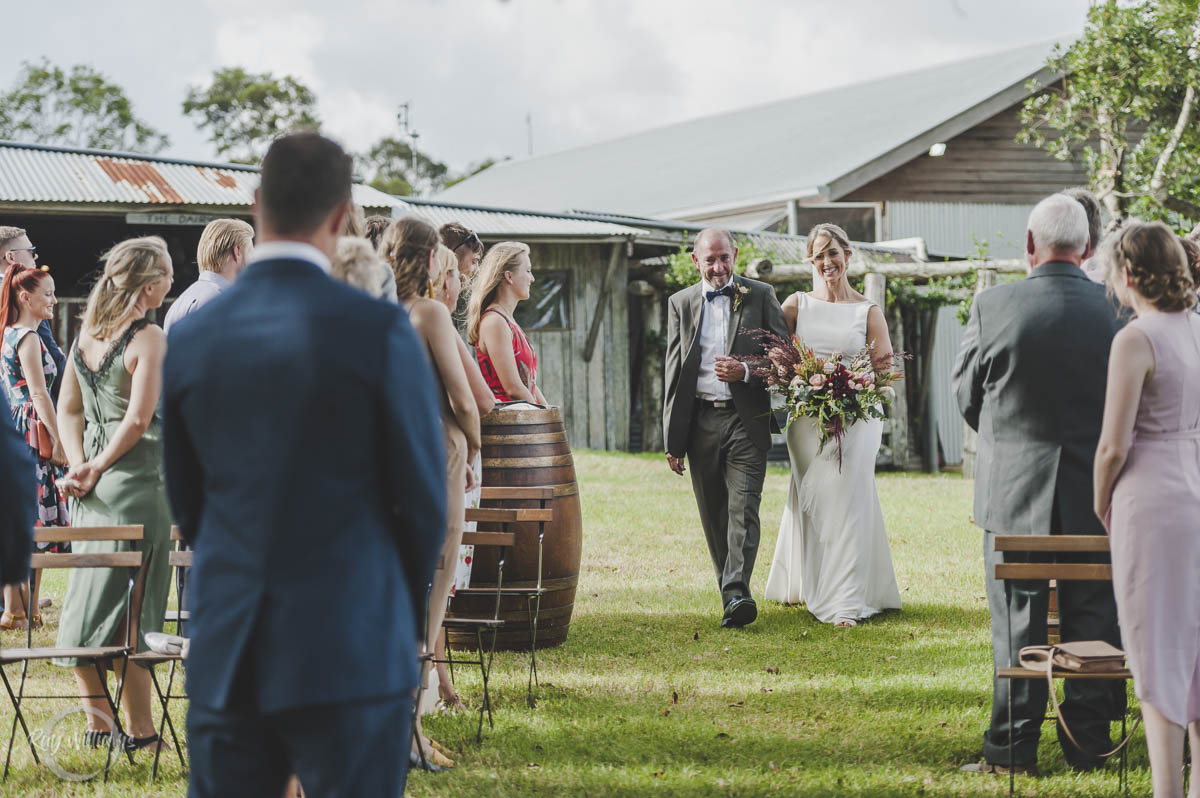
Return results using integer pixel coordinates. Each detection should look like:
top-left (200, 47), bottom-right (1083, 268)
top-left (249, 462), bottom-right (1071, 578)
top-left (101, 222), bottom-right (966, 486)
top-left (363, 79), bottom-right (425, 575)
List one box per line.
top-left (452, 491), bottom-right (554, 705)
top-left (129, 526), bottom-right (190, 782)
top-left (163, 526), bottom-right (190, 638)
top-left (0, 525), bottom-right (148, 782)
top-left (992, 534), bottom-right (1134, 798)
top-left (442, 519), bottom-right (514, 742)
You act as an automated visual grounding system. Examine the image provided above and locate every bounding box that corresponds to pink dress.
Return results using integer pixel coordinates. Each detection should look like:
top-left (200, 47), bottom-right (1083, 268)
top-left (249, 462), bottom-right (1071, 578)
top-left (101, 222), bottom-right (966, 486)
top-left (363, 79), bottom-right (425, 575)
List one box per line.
top-left (1108, 311), bottom-right (1200, 728)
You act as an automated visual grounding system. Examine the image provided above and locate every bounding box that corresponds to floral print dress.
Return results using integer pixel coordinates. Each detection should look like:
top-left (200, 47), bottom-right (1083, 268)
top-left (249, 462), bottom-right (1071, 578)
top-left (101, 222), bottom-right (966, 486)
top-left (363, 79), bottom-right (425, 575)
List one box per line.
top-left (2, 325), bottom-right (69, 543)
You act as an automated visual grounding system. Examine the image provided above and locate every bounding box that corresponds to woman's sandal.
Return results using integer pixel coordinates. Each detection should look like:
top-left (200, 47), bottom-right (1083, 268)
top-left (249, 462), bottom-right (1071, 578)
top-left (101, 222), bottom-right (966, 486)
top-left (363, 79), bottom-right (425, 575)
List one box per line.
top-left (833, 617), bottom-right (858, 628)
top-left (29, 615), bottom-right (43, 630)
top-left (124, 733), bottom-right (162, 752)
top-left (83, 730), bottom-right (112, 749)
top-left (0, 611), bottom-right (27, 630)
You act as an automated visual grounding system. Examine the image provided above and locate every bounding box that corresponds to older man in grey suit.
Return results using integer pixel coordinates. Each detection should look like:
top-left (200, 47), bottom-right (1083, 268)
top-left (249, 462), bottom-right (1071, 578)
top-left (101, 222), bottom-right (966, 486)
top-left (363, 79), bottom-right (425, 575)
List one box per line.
top-left (954, 194), bottom-right (1125, 775)
top-left (663, 228), bottom-right (789, 629)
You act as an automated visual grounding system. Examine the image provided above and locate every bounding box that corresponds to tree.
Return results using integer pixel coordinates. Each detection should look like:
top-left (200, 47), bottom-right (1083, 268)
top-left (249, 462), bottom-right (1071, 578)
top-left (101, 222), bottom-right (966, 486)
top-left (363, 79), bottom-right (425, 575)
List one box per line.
top-left (183, 68), bottom-right (321, 164)
top-left (1019, 0), bottom-right (1200, 228)
top-left (359, 137), bottom-right (450, 196)
top-left (0, 59), bottom-right (168, 153)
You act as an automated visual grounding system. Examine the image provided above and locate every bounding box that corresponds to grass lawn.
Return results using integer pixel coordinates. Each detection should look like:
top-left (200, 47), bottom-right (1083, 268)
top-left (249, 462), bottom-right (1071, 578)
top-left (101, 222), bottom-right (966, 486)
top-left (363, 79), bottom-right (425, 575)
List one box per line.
top-left (1, 450), bottom-right (1144, 796)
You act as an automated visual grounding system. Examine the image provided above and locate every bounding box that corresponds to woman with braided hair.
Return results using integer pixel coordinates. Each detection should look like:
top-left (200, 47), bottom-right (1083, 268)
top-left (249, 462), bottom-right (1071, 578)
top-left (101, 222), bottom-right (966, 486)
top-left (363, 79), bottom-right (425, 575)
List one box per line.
top-left (1095, 221), bottom-right (1200, 798)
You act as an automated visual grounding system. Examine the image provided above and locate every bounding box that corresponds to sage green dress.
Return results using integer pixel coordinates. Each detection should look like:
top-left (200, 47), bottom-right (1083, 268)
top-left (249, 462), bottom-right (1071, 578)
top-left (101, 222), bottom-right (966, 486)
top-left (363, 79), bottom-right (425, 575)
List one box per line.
top-left (54, 319), bottom-right (172, 667)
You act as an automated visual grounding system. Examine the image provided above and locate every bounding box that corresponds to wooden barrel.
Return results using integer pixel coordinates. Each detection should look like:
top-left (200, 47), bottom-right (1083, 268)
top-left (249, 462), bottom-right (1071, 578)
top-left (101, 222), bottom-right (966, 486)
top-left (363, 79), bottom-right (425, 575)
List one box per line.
top-left (447, 406), bottom-right (583, 651)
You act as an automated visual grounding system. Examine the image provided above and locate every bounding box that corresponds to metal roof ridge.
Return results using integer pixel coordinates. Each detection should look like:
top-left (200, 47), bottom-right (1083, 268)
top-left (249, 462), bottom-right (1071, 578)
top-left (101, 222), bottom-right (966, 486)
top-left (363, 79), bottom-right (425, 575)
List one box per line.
top-left (0, 139), bottom-right (261, 173)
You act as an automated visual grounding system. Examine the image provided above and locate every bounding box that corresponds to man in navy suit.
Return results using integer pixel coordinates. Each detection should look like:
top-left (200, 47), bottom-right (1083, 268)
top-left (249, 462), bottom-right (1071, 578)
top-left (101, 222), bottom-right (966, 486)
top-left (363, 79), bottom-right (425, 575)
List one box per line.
top-left (163, 132), bottom-right (446, 798)
top-left (0, 389), bottom-right (34, 615)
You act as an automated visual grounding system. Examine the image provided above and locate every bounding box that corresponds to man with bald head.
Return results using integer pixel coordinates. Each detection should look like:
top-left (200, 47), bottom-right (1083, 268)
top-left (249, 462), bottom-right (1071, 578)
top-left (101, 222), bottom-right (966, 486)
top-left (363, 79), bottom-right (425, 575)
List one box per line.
top-left (954, 193), bottom-right (1125, 775)
top-left (663, 228), bottom-right (789, 628)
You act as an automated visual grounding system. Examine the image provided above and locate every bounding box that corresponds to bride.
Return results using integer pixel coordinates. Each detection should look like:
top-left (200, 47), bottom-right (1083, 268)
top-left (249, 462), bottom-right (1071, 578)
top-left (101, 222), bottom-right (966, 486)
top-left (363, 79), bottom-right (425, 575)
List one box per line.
top-left (763, 223), bottom-right (902, 627)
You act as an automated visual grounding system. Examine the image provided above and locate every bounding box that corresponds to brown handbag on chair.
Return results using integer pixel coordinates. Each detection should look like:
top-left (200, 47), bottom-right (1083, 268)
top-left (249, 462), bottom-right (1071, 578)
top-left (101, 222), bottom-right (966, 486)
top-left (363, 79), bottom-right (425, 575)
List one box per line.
top-left (1018, 641), bottom-right (1138, 758)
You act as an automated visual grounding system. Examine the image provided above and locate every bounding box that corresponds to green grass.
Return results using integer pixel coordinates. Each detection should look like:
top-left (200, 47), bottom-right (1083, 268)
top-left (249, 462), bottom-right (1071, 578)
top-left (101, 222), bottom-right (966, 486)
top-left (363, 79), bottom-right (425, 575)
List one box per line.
top-left (0, 451), bottom-right (1145, 796)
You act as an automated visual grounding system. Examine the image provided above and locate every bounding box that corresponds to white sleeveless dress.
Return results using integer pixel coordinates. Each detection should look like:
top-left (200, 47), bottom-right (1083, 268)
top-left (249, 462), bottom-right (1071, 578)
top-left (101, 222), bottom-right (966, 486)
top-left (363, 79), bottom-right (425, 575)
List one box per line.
top-left (763, 293), bottom-right (902, 623)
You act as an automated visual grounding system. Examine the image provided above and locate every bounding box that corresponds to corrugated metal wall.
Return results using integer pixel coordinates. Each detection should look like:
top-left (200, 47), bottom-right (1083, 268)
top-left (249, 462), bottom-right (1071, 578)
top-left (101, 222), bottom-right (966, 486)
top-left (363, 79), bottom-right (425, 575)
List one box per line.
top-left (930, 304), bottom-right (966, 466)
top-left (885, 201), bottom-right (1032, 259)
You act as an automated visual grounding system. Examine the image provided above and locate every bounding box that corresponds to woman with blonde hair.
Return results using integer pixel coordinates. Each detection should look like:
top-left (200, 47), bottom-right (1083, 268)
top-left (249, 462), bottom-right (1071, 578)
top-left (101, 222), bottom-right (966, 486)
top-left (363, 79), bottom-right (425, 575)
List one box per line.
top-left (467, 241), bottom-right (547, 404)
top-left (1095, 221), bottom-right (1200, 798)
top-left (331, 237), bottom-right (389, 299)
top-left (53, 236), bottom-right (174, 752)
top-left (381, 217), bottom-right (480, 766)
top-left (762, 223), bottom-right (901, 627)
top-left (428, 242), bottom-right (494, 711)
top-left (0, 264), bottom-right (69, 629)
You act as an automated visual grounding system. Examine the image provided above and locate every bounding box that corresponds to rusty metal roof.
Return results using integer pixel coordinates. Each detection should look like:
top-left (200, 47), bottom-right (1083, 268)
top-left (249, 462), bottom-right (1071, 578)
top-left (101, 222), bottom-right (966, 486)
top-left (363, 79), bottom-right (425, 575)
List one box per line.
top-left (0, 140), bottom-right (401, 209)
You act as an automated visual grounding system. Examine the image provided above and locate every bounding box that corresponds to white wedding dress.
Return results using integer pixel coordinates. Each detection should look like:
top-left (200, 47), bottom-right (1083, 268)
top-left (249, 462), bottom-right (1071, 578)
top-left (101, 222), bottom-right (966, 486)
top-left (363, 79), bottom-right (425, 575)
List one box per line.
top-left (763, 293), bottom-right (902, 623)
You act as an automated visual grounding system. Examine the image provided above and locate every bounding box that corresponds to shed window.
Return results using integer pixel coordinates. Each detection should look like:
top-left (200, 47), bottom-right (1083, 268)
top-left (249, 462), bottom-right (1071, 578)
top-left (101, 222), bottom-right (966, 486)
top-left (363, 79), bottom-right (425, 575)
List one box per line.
top-left (515, 270), bottom-right (571, 331)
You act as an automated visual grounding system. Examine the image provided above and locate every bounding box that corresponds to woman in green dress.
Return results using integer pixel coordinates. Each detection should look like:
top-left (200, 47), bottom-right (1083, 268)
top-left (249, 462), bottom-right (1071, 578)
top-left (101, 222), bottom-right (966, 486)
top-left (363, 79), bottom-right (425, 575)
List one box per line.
top-left (55, 236), bottom-right (174, 751)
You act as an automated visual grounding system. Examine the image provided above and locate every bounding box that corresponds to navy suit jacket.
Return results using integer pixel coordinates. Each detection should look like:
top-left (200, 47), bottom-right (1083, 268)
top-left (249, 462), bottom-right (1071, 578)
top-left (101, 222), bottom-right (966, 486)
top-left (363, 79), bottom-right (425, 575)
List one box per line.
top-left (0, 390), bottom-right (34, 587)
top-left (163, 257), bottom-right (446, 713)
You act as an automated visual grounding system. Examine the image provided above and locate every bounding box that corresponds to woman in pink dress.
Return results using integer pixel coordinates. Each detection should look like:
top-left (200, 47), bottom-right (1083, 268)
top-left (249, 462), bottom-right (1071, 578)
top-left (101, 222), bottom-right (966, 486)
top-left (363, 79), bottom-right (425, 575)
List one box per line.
top-left (1094, 221), bottom-right (1200, 798)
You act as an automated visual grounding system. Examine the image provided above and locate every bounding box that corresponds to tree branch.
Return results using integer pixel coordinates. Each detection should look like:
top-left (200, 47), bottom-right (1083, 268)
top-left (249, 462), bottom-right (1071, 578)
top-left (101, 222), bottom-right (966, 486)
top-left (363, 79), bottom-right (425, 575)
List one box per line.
top-left (1150, 12), bottom-right (1200, 202)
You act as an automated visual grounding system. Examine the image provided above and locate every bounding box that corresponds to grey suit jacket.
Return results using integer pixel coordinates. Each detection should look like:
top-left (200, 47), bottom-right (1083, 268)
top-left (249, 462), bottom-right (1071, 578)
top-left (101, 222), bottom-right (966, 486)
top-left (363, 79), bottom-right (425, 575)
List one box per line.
top-left (663, 275), bottom-right (789, 456)
top-left (952, 261), bottom-right (1122, 534)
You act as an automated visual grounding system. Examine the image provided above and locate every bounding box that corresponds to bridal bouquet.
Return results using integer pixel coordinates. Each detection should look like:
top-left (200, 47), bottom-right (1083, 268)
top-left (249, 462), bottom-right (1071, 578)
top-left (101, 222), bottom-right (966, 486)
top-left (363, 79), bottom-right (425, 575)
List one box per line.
top-left (740, 331), bottom-right (906, 469)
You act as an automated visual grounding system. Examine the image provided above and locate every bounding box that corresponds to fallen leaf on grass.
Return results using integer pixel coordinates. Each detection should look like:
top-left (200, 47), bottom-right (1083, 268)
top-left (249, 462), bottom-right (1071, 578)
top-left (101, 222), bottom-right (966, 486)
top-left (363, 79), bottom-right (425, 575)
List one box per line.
top-left (760, 687), bottom-right (773, 694)
top-left (672, 691), bottom-right (678, 704)
top-left (527, 763), bottom-right (541, 771)
top-left (801, 631), bottom-right (808, 638)
top-left (769, 761), bottom-right (778, 771)
top-left (653, 771), bottom-right (665, 778)
top-left (716, 732), bottom-right (730, 739)
top-left (693, 631), bottom-right (699, 641)
top-left (885, 656), bottom-right (897, 662)
top-left (660, 708), bottom-right (671, 716)
top-left (729, 701), bottom-right (744, 708)
top-left (765, 666), bottom-right (780, 674)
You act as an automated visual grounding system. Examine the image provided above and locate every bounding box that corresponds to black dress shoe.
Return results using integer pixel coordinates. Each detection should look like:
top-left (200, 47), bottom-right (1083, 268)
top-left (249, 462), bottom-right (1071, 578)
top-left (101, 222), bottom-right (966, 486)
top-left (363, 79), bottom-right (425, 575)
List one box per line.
top-left (722, 597), bottom-right (757, 628)
top-left (409, 751), bottom-right (446, 773)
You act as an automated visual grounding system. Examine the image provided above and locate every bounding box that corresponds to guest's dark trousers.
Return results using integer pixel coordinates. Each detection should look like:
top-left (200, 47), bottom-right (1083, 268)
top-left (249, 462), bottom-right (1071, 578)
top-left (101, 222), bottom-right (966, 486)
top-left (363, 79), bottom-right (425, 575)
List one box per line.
top-left (688, 402), bottom-right (767, 606)
top-left (982, 528), bottom-right (1126, 768)
top-left (188, 653), bottom-right (413, 798)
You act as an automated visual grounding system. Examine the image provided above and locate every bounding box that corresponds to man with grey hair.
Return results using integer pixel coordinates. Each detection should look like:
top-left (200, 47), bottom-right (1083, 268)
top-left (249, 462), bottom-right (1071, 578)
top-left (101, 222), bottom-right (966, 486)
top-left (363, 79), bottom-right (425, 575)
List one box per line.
top-left (954, 193), bottom-right (1125, 775)
top-left (663, 227), bottom-right (788, 628)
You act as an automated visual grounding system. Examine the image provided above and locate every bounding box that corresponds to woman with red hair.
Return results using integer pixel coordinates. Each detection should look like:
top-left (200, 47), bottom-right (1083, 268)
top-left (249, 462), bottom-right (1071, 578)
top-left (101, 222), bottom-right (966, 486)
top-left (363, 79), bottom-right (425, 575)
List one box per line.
top-left (0, 264), bottom-right (68, 630)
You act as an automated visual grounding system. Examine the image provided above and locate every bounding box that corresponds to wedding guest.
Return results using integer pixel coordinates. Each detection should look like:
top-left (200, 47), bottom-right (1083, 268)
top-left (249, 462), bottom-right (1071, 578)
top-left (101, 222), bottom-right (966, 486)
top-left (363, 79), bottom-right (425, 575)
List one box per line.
top-left (382, 218), bottom-right (480, 763)
top-left (331, 237), bottom-right (388, 299)
top-left (1064, 187), bottom-right (1103, 282)
top-left (163, 219), bottom-right (253, 335)
top-left (1, 227), bottom-right (65, 401)
top-left (0, 264), bottom-right (69, 630)
top-left (955, 193), bottom-right (1125, 775)
top-left (1181, 235), bottom-right (1200, 310)
top-left (1094, 222), bottom-right (1200, 798)
top-left (164, 133), bottom-right (444, 798)
top-left (467, 242), bottom-right (548, 404)
top-left (439, 222), bottom-right (484, 282)
top-left (362, 215), bottom-right (398, 302)
top-left (0, 389), bottom-right (34, 618)
top-left (54, 236), bottom-right (175, 752)
top-left (432, 242), bottom-right (495, 711)
top-left (341, 202), bottom-right (365, 237)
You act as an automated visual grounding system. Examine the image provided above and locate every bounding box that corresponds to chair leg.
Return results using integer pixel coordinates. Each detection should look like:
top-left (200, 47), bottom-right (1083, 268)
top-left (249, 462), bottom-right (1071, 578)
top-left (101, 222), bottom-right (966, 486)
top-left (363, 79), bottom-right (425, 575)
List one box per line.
top-left (525, 596), bottom-right (537, 708)
top-left (98, 657), bottom-right (135, 781)
top-left (150, 661), bottom-right (184, 782)
top-left (474, 627), bottom-right (488, 743)
top-left (1, 664), bottom-right (39, 778)
top-left (1006, 580), bottom-right (1015, 798)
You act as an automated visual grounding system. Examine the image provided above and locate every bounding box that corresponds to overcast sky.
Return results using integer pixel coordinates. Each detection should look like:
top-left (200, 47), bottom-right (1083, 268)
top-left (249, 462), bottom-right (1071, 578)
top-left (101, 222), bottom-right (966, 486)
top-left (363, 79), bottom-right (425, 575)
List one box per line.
top-left (4, 1), bottom-right (1089, 176)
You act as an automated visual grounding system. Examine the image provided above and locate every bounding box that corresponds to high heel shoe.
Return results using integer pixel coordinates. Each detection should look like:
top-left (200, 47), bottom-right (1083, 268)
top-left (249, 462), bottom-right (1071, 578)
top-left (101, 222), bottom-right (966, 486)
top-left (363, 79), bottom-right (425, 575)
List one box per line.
top-left (408, 750), bottom-right (446, 773)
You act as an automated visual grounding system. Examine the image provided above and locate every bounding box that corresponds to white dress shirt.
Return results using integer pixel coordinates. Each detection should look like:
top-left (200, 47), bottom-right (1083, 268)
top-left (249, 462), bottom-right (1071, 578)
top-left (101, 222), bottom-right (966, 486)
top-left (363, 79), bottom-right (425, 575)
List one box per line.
top-left (696, 279), bottom-right (750, 401)
top-left (163, 271), bottom-right (230, 335)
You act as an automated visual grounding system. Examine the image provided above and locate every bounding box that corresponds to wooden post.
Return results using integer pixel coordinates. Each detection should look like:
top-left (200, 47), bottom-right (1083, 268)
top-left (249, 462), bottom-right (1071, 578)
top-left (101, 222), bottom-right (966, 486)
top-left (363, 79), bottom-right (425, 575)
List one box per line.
top-left (864, 272), bottom-right (894, 469)
top-left (641, 291), bottom-right (664, 453)
top-left (787, 199), bottom-right (800, 236)
top-left (583, 241), bottom-right (626, 363)
top-left (885, 303), bottom-right (909, 469)
top-left (961, 268), bottom-right (996, 479)
top-left (863, 272), bottom-right (886, 309)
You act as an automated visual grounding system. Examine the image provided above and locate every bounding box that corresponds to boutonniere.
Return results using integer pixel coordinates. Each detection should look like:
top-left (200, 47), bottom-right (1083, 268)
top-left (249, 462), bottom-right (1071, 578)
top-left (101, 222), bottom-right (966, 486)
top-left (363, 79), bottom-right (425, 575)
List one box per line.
top-left (732, 282), bottom-right (750, 312)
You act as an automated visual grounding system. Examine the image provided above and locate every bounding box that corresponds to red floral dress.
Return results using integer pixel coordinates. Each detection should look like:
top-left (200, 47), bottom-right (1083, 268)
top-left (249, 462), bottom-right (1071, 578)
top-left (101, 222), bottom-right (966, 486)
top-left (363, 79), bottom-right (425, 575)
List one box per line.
top-left (2, 325), bottom-right (69, 544)
top-left (476, 308), bottom-right (538, 401)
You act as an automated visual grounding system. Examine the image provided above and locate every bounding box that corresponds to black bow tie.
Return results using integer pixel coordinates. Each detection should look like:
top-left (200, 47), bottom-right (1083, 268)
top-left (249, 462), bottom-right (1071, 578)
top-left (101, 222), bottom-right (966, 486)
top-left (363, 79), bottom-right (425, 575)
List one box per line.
top-left (705, 284), bottom-right (733, 301)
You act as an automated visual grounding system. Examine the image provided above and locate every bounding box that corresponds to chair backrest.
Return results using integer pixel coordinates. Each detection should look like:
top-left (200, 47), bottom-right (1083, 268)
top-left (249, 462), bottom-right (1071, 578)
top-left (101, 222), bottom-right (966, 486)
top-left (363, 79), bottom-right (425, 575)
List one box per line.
top-left (28, 525), bottom-right (147, 649)
top-left (992, 535), bottom-right (1111, 582)
top-left (31, 526), bottom-right (144, 570)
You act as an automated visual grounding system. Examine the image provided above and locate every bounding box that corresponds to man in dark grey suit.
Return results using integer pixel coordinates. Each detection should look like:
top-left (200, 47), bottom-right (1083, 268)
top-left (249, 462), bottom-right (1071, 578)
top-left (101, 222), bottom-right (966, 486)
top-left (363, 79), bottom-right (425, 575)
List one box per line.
top-left (664, 228), bottom-right (789, 628)
top-left (954, 194), bottom-right (1125, 775)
